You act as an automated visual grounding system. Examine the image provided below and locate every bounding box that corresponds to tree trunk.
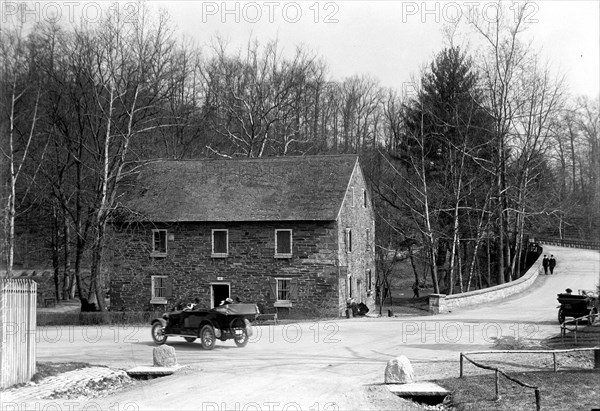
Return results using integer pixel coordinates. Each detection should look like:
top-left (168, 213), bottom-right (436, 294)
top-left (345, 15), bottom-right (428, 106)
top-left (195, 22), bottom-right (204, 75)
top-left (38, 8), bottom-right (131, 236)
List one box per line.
top-left (62, 220), bottom-right (71, 300)
top-left (72, 237), bottom-right (84, 300)
top-left (51, 205), bottom-right (61, 300)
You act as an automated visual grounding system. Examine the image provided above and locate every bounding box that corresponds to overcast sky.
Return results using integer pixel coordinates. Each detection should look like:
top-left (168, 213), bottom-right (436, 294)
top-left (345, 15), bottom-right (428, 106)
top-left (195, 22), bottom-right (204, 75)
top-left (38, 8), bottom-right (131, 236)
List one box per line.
top-left (155, 0), bottom-right (599, 100)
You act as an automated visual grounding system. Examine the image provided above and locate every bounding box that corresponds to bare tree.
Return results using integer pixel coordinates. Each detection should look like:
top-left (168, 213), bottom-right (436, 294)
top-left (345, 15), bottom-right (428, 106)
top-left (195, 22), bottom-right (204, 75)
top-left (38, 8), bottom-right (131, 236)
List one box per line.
top-left (203, 38), bottom-right (319, 157)
top-left (469, 1), bottom-right (540, 283)
top-left (0, 24), bottom-right (44, 277)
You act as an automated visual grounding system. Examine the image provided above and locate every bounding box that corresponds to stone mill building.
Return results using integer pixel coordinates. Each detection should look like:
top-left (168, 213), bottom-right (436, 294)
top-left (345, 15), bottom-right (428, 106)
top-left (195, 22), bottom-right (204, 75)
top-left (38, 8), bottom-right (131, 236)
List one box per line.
top-left (110, 155), bottom-right (375, 317)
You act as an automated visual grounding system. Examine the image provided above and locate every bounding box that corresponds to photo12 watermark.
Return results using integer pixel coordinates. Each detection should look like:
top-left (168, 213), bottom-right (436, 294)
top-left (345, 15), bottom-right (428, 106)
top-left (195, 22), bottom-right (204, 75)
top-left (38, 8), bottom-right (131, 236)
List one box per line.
top-left (1, 322), bottom-right (141, 344)
top-left (0, 1), bottom-right (141, 24)
top-left (400, 1), bottom-right (539, 24)
top-left (246, 322), bottom-right (341, 345)
top-left (1, 401), bottom-right (139, 411)
top-left (198, 1), bottom-right (340, 24)
top-left (398, 321), bottom-right (539, 344)
top-left (0, 1), bottom-right (341, 25)
top-left (201, 402), bottom-right (339, 411)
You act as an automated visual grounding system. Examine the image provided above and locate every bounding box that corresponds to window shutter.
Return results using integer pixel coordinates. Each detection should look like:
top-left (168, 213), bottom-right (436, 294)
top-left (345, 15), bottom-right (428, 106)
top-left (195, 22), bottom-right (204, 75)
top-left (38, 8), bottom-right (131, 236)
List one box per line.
top-left (290, 280), bottom-right (299, 300)
top-left (345, 228), bottom-right (352, 253)
top-left (349, 230), bottom-right (352, 252)
top-left (165, 278), bottom-right (173, 298)
top-left (268, 278), bottom-right (277, 300)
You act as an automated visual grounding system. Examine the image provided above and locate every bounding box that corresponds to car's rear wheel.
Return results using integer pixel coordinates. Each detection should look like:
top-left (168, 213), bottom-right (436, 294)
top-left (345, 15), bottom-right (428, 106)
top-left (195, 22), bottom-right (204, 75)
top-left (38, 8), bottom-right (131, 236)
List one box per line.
top-left (199, 324), bottom-right (216, 350)
top-left (231, 319), bottom-right (249, 347)
top-left (558, 307), bottom-right (565, 324)
top-left (234, 328), bottom-right (249, 347)
top-left (588, 308), bottom-right (598, 325)
top-left (151, 322), bottom-right (167, 345)
top-left (184, 337), bottom-right (196, 343)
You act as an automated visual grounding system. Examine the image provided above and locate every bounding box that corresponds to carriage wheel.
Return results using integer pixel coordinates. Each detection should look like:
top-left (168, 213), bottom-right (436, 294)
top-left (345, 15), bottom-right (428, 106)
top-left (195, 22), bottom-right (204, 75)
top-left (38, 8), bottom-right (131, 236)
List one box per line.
top-left (558, 307), bottom-right (565, 324)
top-left (588, 308), bottom-right (598, 326)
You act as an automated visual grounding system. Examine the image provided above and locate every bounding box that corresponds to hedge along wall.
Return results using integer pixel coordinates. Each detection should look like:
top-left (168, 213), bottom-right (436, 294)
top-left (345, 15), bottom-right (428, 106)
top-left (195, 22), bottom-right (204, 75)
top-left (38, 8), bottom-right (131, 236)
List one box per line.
top-left (429, 254), bottom-right (544, 314)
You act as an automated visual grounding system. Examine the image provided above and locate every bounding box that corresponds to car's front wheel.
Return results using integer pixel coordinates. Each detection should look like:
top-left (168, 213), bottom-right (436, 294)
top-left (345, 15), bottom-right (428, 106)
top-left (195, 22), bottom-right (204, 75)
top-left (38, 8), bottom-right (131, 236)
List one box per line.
top-left (199, 324), bottom-right (216, 350)
top-left (151, 322), bottom-right (167, 345)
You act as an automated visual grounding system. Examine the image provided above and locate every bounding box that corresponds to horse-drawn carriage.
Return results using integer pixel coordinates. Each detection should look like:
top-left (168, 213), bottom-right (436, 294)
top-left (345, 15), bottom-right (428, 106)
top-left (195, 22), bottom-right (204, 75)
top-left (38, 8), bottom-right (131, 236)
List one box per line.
top-left (556, 290), bottom-right (598, 325)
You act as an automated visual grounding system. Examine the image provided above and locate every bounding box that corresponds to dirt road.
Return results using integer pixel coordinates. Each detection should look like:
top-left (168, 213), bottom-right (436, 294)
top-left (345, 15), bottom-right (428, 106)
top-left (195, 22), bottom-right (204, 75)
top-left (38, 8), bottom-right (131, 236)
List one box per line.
top-left (18, 246), bottom-right (600, 410)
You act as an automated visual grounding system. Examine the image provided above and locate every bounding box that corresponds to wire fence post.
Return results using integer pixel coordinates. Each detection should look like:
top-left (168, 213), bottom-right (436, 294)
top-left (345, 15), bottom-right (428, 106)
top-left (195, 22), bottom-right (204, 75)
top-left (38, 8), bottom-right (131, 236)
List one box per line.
top-left (460, 354), bottom-right (463, 377)
top-left (552, 352), bottom-right (557, 371)
top-left (535, 388), bottom-right (541, 411)
top-left (494, 370), bottom-right (500, 401)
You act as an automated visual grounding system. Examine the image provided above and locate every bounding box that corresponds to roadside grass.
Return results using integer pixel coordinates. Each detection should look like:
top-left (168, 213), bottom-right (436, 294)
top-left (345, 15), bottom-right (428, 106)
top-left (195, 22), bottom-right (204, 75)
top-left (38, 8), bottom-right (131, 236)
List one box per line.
top-left (432, 332), bottom-right (600, 410)
top-left (435, 369), bottom-right (600, 410)
top-left (31, 362), bottom-right (92, 383)
top-left (5, 361), bottom-right (93, 388)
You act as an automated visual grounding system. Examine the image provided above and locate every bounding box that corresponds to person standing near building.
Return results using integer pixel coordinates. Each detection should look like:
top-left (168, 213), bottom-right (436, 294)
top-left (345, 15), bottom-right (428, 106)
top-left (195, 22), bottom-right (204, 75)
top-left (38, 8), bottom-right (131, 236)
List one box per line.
top-left (412, 282), bottom-right (420, 298)
top-left (542, 255), bottom-right (549, 275)
top-left (549, 255), bottom-right (556, 274)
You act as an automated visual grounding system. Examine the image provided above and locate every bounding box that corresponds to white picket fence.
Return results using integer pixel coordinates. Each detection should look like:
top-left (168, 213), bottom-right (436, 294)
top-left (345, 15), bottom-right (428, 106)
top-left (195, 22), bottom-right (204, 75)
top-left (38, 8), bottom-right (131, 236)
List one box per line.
top-left (0, 278), bottom-right (37, 388)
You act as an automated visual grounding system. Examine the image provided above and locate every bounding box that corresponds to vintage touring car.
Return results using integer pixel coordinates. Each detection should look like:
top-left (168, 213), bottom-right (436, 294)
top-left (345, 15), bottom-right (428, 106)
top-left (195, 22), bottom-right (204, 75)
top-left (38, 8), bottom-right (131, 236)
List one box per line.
top-left (557, 290), bottom-right (598, 325)
top-left (150, 303), bottom-right (259, 349)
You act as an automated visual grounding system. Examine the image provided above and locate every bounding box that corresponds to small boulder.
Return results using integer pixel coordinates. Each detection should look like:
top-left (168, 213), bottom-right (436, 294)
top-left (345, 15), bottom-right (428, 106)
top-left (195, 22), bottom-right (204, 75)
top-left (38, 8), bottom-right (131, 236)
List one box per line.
top-left (384, 356), bottom-right (414, 384)
top-left (153, 345), bottom-right (177, 367)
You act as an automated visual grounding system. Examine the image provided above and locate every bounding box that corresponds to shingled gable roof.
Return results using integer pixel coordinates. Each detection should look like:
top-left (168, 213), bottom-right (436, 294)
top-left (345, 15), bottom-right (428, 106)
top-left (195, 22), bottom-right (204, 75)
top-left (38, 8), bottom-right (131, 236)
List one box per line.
top-left (119, 155), bottom-right (360, 222)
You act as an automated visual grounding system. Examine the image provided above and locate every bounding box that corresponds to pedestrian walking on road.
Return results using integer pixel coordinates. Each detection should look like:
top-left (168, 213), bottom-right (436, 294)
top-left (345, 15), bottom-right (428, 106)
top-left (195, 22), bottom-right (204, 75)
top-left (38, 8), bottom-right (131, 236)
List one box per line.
top-left (549, 255), bottom-right (556, 274)
top-left (542, 255), bottom-right (549, 274)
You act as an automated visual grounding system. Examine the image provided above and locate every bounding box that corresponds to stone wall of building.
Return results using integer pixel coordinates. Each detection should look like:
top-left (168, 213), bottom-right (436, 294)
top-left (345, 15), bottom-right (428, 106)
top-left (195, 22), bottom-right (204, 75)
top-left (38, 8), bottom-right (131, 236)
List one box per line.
top-left (336, 163), bottom-right (376, 315)
top-left (110, 221), bottom-right (341, 317)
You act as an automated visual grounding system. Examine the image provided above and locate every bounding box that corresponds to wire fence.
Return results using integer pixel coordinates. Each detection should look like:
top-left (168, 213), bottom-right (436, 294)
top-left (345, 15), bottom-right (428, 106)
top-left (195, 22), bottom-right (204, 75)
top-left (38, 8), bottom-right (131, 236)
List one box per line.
top-left (460, 347), bottom-right (600, 411)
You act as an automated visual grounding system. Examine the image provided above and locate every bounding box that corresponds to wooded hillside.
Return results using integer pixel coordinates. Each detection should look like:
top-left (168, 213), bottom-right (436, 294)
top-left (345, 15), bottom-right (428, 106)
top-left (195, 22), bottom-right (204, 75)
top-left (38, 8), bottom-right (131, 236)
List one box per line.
top-left (1, 3), bottom-right (598, 305)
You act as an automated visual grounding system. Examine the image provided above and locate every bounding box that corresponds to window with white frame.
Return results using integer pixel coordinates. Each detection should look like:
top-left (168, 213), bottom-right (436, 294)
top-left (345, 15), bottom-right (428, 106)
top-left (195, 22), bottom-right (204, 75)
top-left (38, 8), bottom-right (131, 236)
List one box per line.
top-left (366, 228), bottom-right (371, 251)
top-left (152, 229), bottom-right (167, 256)
top-left (212, 229), bottom-right (228, 257)
top-left (151, 275), bottom-right (170, 304)
top-left (275, 229), bottom-right (292, 257)
top-left (351, 186), bottom-right (355, 207)
top-left (345, 228), bottom-right (352, 253)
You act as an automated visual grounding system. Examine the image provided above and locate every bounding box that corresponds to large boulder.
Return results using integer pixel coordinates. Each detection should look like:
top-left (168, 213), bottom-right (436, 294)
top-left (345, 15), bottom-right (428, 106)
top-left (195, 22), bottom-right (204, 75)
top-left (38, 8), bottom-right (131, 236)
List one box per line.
top-left (384, 356), bottom-right (414, 384)
top-left (153, 345), bottom-right (177, 367)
